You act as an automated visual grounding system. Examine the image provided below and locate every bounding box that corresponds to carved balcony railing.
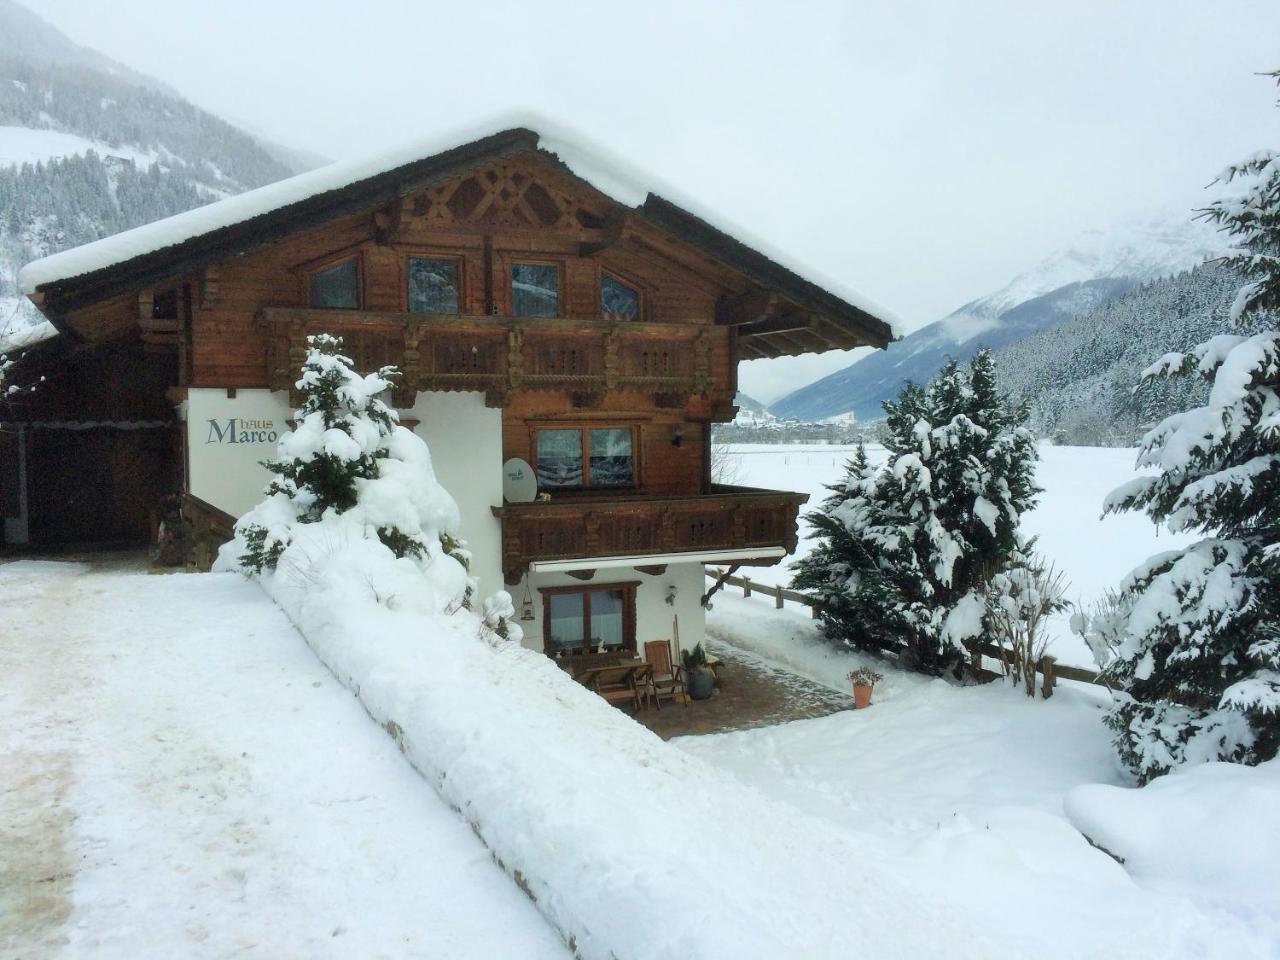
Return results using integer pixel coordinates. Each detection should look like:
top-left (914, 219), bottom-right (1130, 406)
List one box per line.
top-left (493, 485), bottom-right (808, 583)
top-left (258, 308), bottom-right (717, 408)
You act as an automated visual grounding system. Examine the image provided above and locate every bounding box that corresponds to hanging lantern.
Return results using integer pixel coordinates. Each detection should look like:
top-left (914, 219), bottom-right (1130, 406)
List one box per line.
top-left (520, 579), bottom-right (536, 621)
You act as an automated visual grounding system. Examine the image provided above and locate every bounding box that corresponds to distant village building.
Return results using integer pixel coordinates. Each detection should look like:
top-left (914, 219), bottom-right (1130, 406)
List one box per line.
top-left (4, 125), bottom-right (894, 655)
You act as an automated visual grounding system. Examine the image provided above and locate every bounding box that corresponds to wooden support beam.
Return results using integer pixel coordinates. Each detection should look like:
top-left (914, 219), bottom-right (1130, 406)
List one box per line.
top-left (716, 289), bottom-right (780, 326)
top-left (578, 211), bottom-right (630, 257)
top-left (701, 564), bottom-right (740, 607)
top-left (373, 196), bottom-right (402, 245)
top-left (736, 310), bottom-right (816, 338)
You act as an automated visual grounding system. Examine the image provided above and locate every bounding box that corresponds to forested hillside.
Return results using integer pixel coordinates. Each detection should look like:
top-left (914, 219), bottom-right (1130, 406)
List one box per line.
top-left (992, 264), bottom-right (1266, 445)
top-left (0, 0), bottom-right (302, 330)
top-left (769, 216), bottom-right (1223, 422)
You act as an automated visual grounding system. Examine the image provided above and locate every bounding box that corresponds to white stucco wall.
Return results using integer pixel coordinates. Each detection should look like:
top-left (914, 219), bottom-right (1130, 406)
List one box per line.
top-left (408, 391), bottom-right (504, 608)
top-left (520, 562), bottom-right (707, 658)
top-left (185, 388), bottom-right (291, 517)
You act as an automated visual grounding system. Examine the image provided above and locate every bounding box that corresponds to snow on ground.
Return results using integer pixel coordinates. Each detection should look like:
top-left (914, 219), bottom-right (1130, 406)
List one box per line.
top-left (256, 533), bottom-right (996, 960)
top-left (688, 593), bottom-right (1278, 959)
top-left (722, 442), bottom-right (1192, 666)
top-left (0, 559), bottom-right (568, 960)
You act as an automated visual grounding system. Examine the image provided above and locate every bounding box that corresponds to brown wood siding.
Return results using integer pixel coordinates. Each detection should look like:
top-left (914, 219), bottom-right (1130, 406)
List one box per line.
top-left (56, 155), bottom-right (742, 499)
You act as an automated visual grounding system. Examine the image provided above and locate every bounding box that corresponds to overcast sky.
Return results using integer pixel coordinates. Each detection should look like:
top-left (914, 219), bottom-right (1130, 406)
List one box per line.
top-left (27, 0), bottom-right (1280, 400)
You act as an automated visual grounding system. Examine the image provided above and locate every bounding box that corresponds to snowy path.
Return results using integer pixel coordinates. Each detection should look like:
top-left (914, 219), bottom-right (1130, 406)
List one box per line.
top-left (0, 560), bottom-right (568, 960)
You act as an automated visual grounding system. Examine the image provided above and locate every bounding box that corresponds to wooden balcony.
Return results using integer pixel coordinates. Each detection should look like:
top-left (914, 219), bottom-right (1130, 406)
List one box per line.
top-left (494, 485), bottom-right (808, 583)
top-left (258, 308), bottom-right (719, 408)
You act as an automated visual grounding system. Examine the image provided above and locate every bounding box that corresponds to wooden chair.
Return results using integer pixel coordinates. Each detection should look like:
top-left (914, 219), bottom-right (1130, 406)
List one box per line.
top-left (644, 639), bottom-right (687, 709)
top-left (586, 664), bottom-right (643, 712)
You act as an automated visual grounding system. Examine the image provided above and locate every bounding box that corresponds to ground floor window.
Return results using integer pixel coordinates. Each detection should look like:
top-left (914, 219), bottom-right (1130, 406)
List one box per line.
top-left (542, 582), bottom-right (637, 656)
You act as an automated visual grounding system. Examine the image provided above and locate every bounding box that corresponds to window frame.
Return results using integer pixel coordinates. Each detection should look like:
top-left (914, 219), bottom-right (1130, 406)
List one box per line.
top-left (540, 581), bottom-right (639, 657)
top-left (600, 270), bottom-right (644, 322)
top-left (532, 422), bottom-right (640, 491)
top-left (510, 259), bottom-right (562, 318)
top-left (403, 252), bottom-right (465, 316)
top-left (302, 252), bottom-right (364, 310)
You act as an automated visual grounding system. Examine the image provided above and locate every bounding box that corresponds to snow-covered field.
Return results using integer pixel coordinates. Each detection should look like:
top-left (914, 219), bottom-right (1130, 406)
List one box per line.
top-left (0, 559), bottom-right (568, 959)
top-left (693, 593), bottom-right (1279, 958)
top-left (721, 442), bottom-right (1191, 666)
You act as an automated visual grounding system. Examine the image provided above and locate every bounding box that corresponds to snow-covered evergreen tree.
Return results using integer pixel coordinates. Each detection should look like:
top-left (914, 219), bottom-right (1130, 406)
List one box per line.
top-left (224, 334), bottom-right (474, 611)
top-left (793, 349), bottom-right (1040, 675)
top-left (1097, 74), bottom-right (1280, 783)
top-left (792, 444), bottom-right (906, 657)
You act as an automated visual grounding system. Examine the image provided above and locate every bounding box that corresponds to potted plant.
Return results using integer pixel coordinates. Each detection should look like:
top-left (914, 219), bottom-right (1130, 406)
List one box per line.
top-left (682, 643), bottom-right (715, 701)
top-left (848, 667), bottom-right (883, 709)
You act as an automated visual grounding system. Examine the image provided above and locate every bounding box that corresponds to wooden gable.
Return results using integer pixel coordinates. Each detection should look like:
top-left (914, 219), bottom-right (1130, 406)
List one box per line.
top-left (32, 130), bottom-right (892, 362)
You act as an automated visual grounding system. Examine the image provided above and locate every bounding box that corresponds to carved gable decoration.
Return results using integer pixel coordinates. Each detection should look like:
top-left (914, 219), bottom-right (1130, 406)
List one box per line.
top-left (403, 160), bottom-right (611, 236)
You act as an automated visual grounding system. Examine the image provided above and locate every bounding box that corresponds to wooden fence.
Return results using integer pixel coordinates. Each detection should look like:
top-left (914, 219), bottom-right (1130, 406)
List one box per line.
top-left (703, 566), bottom-right (1112, 698)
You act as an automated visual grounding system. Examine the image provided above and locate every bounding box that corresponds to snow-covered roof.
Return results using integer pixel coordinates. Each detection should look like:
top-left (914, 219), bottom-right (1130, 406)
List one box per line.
top-left (0, 319), bottom-right (58, 355)
top-left (19, 113), bottom-right (897, 346)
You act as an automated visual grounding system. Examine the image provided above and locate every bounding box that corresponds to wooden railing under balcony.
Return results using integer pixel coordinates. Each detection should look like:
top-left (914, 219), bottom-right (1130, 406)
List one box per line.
top-left (258, 308), bottom-right (717, 408)
top-left (493, 485), bottom-right (808, 583)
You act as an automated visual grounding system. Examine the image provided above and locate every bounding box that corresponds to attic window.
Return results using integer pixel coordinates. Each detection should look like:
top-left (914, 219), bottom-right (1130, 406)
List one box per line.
top-left (512, 263), bottom-right (558, 318)
top-left (601, 274), bottom-right (640, 321)
top-left (309, 257), bottom-right (360, 309)
top-left (152, 288), bottom-right (179, 320)
top-left (407, 257), bottom-right (460, 314)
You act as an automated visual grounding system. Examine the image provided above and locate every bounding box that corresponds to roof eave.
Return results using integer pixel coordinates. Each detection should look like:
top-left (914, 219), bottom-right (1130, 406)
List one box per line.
top-left (636, 194), bottom-right (894, 351)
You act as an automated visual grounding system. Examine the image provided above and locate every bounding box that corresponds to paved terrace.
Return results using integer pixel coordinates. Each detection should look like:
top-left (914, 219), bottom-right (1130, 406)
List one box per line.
top-left (636, 638), bottom-right (852, 740)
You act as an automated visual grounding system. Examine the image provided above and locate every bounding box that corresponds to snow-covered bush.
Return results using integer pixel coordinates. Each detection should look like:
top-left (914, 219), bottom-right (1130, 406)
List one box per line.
top-left (792, 350), bottom-right (1040, 676)
top-left (480, 590), bottom-right (522, 645)
top-left (984, 551), bottom-right (1069, 697)
top-left (1094, 79), bottom-right (1280, 783)
top-left (218, 334), bottom-right (473, 613)
top-left (1069, 587), bottom-right (1126, 673)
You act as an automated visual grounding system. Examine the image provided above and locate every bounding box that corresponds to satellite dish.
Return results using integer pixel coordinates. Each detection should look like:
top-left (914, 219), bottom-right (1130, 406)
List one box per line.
top-left (502, 458), bottom-right (538, 503)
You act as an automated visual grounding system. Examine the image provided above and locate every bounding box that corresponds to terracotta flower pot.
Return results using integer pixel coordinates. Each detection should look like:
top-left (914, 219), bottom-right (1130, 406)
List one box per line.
top-left (853, 683), bottom-right (874, 709)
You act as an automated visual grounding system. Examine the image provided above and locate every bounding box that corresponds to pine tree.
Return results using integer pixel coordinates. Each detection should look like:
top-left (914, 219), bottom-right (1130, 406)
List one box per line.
top-left (237, 334), bottom-right (470, 596)
top-left (793, 349), bottom-right (1040, 675)
top-left (1097, 72), bottom-right (1280, 784)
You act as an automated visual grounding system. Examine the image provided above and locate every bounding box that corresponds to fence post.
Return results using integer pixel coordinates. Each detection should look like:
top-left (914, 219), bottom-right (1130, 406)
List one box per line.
top-left (811, 601), bottom-right (820, 620)
top-left (1041, 655), bottom-right (1056, 699)
top-left (970, 646), bottom-right (983, 677)
top-left (742, 576), bottom-right (751, 598)
top-left (774, 583), bottom-right (784, 609)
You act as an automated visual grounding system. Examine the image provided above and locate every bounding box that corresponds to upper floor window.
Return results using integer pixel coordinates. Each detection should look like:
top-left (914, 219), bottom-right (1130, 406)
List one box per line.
top-left (601, 273), bottom-right (640, 321)
top-left (408, 257), bottom-right (461, 314)
top-left (512, 262), bottom-right (559, 318)
top-left (309, 257), bottom-right (360, 309)
top-left (536, 426), bottom-right (635, 490)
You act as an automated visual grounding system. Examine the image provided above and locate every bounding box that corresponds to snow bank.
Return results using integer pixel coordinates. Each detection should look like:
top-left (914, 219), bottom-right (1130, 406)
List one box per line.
top-left (17, 111), bottom-right (898, 334)
top-left (1065, 760), bottom-right (1280, 919)
top-left (245, 551), bottom-right (988, 959)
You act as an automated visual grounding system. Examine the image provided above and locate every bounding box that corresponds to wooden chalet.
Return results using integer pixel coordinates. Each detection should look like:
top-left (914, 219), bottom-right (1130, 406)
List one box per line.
top-left (5, 125), bottom-right (894, 657)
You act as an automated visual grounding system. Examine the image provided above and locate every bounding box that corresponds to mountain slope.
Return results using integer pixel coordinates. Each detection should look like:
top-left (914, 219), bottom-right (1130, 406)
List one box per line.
top-left (992, 264), bottom-right (1262, 445)
top-left (770, 217), bottom-right (1226, 422)
top-left (0, 0), bottom-right (310, 331)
